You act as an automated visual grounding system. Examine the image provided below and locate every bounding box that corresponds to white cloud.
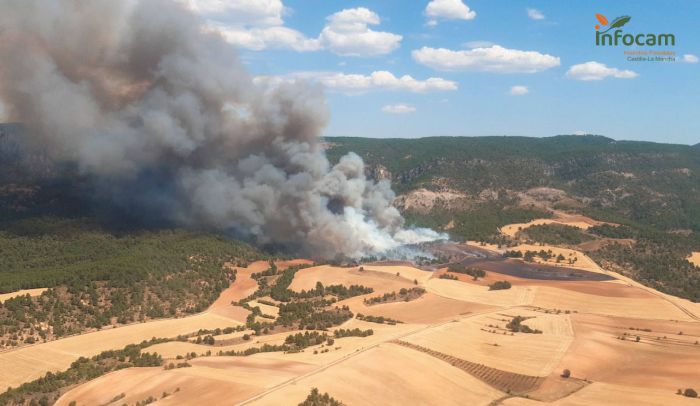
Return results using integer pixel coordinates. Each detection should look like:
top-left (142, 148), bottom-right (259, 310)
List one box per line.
top-left (412, 45), bottom-right (560, 73)
top-left (198, 4), bottom-right (401, 56)
top-left (185, 0), bottom-right (285, 25)
top-left (318, 8), bottom-right (402, 56)
top-left (254, 71), bottom-right (457, 93)
top-left (509, 85), bottom-right (529, 95)
top-left (190, 0), bottom-right (319, 52)
top-left (527, 8), bottom-right (545, 20)
top-left (425, 0), bottom-right (476, 26)
top-left (683, 54), bottom-right (699, 63)
top-left (574, 130), bottom-right (587, 136)
top-left (214, 24), bottom-right (320, 51)
top-left (566, 61), bottom-right (638, 81)
top-left (382, 104), bottom-right (416, 114)
top-left (319, 71), bottom-right (456, 92)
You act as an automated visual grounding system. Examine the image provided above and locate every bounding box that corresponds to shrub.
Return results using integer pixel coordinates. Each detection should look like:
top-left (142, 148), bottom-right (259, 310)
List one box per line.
top-left (684, 388), bottom-right (698, 398)
top-left (298, 388), bottom-right (343, 406)
top-left (506, 316), bottom-right (542, 334)
top-left (447, 265), bottom-right (486, 279)
top-left (489, 281), bottom-right (511, 291)
top-left (561, 369), bottom-right (571, 378)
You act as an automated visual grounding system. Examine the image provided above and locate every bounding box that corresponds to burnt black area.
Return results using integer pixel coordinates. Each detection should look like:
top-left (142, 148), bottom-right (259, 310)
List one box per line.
top-left (458, 257), bottom-right (615, 281)
top-left (431, 242), bottom-right (615, 282)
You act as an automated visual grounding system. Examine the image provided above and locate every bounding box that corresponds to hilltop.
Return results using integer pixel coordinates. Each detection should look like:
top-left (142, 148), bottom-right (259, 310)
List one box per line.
top-left (326, 135), bottom-right (700, 302)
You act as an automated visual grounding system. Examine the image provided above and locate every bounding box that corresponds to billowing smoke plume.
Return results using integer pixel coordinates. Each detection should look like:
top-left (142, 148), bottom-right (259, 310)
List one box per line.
top-left (0, 0), bottom-right (445, 258)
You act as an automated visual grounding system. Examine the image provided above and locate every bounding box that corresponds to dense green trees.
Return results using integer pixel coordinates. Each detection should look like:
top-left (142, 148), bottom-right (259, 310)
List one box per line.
top-left (588, 224), bottom-right (637, 239)
top-left (363, 288), bottom-right (425, 305)
top-left (447, 264), bottom-right (486, 279)
top-left (295, 283), bottom-right (374, 300)
top-left (356, 314), bottom-right (402, 325)
top-left (590, 235), bottom-right (700, 302)
top-left (334, 328), bottom-right (373, 338)
top-left (0, 217), bottom-right (264, 349)
top-left (520, 224), bottom-right (593, 245)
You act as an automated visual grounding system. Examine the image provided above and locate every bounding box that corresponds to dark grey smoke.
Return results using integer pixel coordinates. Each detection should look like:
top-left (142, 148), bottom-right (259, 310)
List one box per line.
top-left (0, 0), bottom-right (444, 257)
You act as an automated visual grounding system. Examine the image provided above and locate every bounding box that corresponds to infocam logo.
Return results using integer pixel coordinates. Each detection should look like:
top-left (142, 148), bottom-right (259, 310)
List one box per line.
top-left (595, 14), bottom-right (675, 46)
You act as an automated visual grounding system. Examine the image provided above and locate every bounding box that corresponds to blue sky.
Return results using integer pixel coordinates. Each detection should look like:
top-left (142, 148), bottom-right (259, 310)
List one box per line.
top-left (190, 0), bottom-right (699, 144)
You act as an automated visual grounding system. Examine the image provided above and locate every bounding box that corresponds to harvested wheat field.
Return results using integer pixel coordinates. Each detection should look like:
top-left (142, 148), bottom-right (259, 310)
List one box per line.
top-left (426, 277), bottom-right (537, 307)
top-left (361, 264), bottom-right (434, 284)
top-left (402, 309), bottom-right (574, 377)
top-left (10, 254), bottom-right (700, 405)
top-left (55, 358), bottom-right (316, 406)
top-left (508, 244), bottom-right (605, 274)
top-left (341, 291), bottom-right (495, 323)
top-left (532, 285), bottom-right (695, 321)
top-left (500, 219), bottom-right (597, 238)
top-left (210, 260), bottom-right (313, 320)
top-left (252, 318), bottom-right (423, 366)
top-left (440, 268), bottom-right (647, 299)
top-left (147, 330), bottom-right (300, 359)
top-left (247, 344), bottom-right (503, 406)
top-left (688, 252), bottom-right (700, 267)
top-left (504, 382), bottom-right (700, 406)
top-left (552, 314), bottom-right (700, 391)
top-left (248, 299), bottom-right (280, 317)
top-left (0, 311), bottom-right (239, 391)
top-left (0, 287), bottom-right (47, 303)
top-left (289, 265), bottom-right (415, 294)
top-left (0, 260), bottom-right (297, 391)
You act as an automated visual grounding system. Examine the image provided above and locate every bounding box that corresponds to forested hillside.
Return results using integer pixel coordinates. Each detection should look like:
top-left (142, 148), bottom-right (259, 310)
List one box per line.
top-left (327, 135), bottom-right (700, 233)
top-left (0, 216), bottom-right (264, 348)
top-left (327, 135), bottom-right (700, 302)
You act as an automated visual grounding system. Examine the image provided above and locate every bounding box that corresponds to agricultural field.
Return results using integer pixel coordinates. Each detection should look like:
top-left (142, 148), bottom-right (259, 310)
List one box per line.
top-left (1, 243), bottom-right (696, 406)
top-left (500, 218), bottom-right (598, 238)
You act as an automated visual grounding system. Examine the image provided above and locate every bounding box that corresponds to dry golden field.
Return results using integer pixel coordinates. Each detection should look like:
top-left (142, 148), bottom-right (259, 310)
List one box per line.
top-left (507, 244), bottom-right (605, 274)
top-left (500, 219), bottom-right (596, 238)
top-left (6, 254), bottom-right (700, 406)
top-left (688, 252), bottom-right (700, 267)
top-left (0, 260), bottom-right (302, 391)
top-left (0, 288), bottom-right (47, 303)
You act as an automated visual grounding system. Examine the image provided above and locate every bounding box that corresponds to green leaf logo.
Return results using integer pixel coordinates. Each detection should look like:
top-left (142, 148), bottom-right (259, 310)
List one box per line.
top-left (601, 16), bottom-right (631, 33)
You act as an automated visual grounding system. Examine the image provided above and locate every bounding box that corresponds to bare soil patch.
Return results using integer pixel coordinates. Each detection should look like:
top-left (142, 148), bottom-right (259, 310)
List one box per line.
top-left (0, 288), bottom-right (47, 303)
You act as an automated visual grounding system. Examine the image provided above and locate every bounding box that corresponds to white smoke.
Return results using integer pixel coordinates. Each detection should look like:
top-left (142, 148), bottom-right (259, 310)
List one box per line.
top-left (0, 0), bottom-right (446, 258)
